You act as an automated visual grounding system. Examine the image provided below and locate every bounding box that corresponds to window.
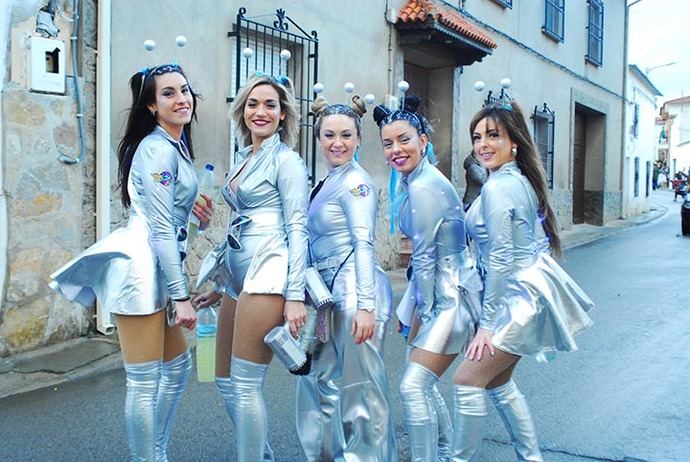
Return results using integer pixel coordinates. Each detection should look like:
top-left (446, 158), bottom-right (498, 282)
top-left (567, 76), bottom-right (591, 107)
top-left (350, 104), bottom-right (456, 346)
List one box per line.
top-left (586, 0), bottom-right (603, 66)
top-left (491, 0), bottom-right (513, 8)
top-left (532, 104), bottom-right (555, 189)
top-left (632, 103), bottom-right (640, 138)
top-left (543, 0), bottom-right (565, 42)
top-left (645, 161), bottom-right (651, 197)
top-left (634, 157), bottom-right (640, 198)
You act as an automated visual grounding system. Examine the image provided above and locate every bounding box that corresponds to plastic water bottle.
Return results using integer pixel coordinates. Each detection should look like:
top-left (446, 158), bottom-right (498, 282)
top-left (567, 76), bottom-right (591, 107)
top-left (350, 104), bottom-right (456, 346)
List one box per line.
top-left (190, 163), bottom-right (215, 237)
top-left (195, 306), bottom-right (217, 382)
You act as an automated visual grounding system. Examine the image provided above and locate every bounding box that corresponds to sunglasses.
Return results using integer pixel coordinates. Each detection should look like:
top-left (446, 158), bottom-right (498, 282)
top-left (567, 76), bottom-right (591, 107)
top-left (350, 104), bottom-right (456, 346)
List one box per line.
top-left (227, 215), bottom-right (252, 251)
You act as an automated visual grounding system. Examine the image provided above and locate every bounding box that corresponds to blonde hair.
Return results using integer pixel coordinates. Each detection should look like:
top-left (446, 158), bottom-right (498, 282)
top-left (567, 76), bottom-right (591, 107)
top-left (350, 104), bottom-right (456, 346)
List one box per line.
top-left (230, 74), bottom-right (300, 148)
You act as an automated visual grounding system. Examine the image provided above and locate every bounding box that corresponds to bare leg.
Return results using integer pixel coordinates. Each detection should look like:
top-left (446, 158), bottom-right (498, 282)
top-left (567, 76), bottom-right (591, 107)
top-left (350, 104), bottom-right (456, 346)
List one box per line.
top-left (230, 293), bottom-right (284, 462)
top-left (115, 311), bottom-right (166, 462)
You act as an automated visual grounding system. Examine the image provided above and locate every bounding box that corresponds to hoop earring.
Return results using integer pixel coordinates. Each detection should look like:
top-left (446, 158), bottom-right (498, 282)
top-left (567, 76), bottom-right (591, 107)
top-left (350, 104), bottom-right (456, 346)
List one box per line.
top-left (151, 110), bottom-right (157, 118)
top-left (511, 146), bottom-right (517, 157)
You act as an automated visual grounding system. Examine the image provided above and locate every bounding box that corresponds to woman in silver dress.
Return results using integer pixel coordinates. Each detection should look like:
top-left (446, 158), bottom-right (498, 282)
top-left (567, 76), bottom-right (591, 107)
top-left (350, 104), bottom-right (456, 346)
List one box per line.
top-left (50, 64), bottom-right (212, 461)
top-left (295, 95), bottom-right (397, 461)
top-left (194, 74), bottom-right (309, 461)
top-left (452, 101), bottom-right (593, 461)
top-left (373, 98), bottom-right (480, 462)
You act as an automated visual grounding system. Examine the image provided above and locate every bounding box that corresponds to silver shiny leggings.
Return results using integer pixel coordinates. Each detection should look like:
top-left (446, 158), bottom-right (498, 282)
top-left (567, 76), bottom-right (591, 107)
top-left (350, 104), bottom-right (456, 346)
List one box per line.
top-left (216, 376), bottom-right (275, 461)
top-left (124, 359), bottom-right (162, 462)
top-left (155, 350), bottom-right (192, 462)
top-left (230, 356), bottom-right (270, 462)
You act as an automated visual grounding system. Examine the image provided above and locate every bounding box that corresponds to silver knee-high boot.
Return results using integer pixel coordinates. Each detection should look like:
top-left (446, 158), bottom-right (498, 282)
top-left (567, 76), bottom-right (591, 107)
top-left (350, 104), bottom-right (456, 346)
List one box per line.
top-left (155, 350), bottom-right (192, 462)
top-left (405, 345), bottom-right (451, 462)
top-left (400, 362), bottom-right (440, 462)
top-left (451, 384), bottom-right (488, 462)
top-left (124, 359), bottom-right (162, 462)
top-left (488, 380), bottom-right (543, 462)
top-left (230, 357), bottom-right (270, 462)
top-left (216, 376), bottom-right (275, 461)
top-left (432, 384), bottom-right (453, 462)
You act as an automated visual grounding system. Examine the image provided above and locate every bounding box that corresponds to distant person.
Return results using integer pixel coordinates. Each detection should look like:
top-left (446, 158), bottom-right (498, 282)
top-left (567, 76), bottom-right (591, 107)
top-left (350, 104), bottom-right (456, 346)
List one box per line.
top-left (462, 150), bottom-right (488, 211)
top-left (652, 163), bottom-right (660, 190)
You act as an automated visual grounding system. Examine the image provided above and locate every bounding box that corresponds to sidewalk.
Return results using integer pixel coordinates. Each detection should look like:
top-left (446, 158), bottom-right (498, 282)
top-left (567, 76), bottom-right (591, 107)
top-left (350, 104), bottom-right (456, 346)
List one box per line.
top-left (0, 196), bottom-right (669, 400)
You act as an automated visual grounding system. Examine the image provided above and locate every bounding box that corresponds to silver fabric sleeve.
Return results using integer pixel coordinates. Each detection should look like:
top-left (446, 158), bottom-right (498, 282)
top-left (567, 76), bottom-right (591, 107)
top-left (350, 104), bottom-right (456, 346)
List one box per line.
top-left (407, 184), bottom-right (443, 321)
top-left (478, 179), bottom-right (515, 330)
top-left (278, 153), bottom-right (309, 301)
top-left (132, 142), bottom-right (189, 299)
top-left (341, 179), bottom-right (377, 311)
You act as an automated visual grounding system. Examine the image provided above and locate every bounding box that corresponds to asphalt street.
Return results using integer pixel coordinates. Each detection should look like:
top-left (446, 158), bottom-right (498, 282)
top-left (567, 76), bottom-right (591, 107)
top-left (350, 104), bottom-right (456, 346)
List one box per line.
top-left (0, 201), bottom-right (688, 461)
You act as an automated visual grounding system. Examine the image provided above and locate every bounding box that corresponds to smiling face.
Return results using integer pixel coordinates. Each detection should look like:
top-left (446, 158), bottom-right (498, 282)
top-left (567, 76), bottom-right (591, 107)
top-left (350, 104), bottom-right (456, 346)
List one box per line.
top-left (471, 116), bottom-right (516, 172)
top-left (380, 120), bottom-right (427, 176)
top-left (243, 83), bottom-right (285, 147)
top-left (318, 114), bottom-right (359, 169)
top-left (148, 72), bottom-right (193, 140)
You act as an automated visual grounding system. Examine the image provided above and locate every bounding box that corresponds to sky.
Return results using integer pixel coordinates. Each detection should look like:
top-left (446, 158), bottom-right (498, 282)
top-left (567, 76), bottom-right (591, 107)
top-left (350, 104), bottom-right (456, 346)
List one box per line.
top-left (628, 0), bottom-right (690, 102)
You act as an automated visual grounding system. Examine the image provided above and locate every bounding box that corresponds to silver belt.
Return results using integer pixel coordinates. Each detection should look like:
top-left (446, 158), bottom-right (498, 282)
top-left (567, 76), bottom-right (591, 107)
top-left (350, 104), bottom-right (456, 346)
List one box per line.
top-left (236, 210), bottom-right (284, 227)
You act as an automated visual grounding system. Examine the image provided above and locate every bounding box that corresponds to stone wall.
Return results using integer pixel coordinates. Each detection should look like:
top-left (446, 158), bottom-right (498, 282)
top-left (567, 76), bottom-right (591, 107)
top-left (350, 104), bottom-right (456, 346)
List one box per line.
top-left (0, 2), bottom-right (97, 355)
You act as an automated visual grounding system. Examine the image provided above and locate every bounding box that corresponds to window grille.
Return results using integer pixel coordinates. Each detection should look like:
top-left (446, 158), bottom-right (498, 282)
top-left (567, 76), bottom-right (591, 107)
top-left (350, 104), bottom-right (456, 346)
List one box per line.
top-left (543, 0), bottom-right (565, 42)
top-left (532, 103), bottom-right (555, 189)
top-left (586, 0), bottom-right (603, 66)
top-left (228, 7), bottom-right (319, 184)
top-left (490, 0), bottom-right (513, 8)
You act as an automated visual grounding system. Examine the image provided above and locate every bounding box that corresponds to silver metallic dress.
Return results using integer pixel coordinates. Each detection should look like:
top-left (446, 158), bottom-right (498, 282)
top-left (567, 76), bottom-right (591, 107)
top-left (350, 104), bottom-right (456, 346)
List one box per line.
top-left (397, 157), bottom-right (480, 355)
top-left (221, 133), bottom-right (309, 301)
top-left (50, 126), bottom-right (198, 321)
top-left (465, 161), bottom-right (593, 357)
top-left (295, 160), bottom-right (397, 462)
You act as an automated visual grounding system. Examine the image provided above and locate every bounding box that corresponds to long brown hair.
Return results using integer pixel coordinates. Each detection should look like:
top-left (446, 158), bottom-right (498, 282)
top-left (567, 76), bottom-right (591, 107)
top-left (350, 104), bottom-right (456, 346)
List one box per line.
top-left (469, 102), bottom-right (562, 256)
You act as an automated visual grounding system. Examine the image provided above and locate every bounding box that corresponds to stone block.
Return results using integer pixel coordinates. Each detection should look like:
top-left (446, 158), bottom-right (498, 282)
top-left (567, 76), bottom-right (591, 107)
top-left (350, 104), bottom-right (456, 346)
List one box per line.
top-left (4, 90), bottom-right (46, 127)
top-left (53, 122), bottom-right (78, 154)
top-left (9, 191), bottom-right (63, 219)
top-left (6, 248), bottom-right (46, 302)
top-left (0, 297), bottom-right (51, 352)
top-left (44, 295), bottom-right (89, 344)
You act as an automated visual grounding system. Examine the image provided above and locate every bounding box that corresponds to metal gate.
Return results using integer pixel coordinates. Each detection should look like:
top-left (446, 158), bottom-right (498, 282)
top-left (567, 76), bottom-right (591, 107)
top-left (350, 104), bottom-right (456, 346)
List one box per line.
top-left (228, 7), bottom-right (319, 184)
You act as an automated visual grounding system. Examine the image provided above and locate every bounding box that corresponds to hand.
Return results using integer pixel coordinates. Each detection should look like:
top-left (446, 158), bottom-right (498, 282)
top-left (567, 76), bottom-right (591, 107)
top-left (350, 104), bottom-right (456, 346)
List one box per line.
top-left (284, 300), bottom-right (307, 336)
top-left (174, 299), bottom-right (197, 331)
top-left (351, 310), bottom-right (376, 345)
top-left (193, 193), bottom-right (214, 230)
top-left (465, 328), bottom-right (495, 361)
top-left (193, 289), bottom-right (222, 308)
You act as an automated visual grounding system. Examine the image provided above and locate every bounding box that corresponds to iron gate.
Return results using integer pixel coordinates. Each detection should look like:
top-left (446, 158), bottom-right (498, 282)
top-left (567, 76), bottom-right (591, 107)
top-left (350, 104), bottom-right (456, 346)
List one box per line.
top-left (228, 7), bottom-right (319, 184)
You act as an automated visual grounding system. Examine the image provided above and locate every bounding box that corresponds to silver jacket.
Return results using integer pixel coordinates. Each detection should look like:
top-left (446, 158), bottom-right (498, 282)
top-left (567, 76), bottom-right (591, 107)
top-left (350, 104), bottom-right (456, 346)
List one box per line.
top-left (222, 133), bottom-right (309, 301)
top-left (398, 157), bottom-right (469, 322)
top-left (50, 125), bottom-right (197, 315)
top-left (128, 126), bottom-right (198, 300)
top-left (308, 160), bottom-right (380, 313)
top-left (466, 162), bottom-right (543, 330)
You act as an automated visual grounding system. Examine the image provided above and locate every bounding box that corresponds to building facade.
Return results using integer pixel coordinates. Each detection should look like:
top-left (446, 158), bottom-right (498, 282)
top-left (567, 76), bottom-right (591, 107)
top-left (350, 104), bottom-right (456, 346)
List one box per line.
top-left (622, 64), bottom-right (661, 217)
top-left (660, 96), bottom-right (690, 177)
top-left (1, 0), bottom-right (628, 353)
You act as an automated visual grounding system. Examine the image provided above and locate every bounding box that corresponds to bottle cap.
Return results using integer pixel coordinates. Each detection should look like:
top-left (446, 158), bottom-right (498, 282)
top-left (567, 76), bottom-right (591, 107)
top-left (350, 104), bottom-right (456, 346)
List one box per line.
top-left (205, 163), bottom-right (214, 171)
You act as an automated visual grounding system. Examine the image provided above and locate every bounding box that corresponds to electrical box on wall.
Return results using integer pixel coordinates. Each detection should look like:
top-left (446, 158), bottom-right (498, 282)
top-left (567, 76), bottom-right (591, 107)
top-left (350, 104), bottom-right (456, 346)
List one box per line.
top-left (27, 36), bottom-right (65, 94)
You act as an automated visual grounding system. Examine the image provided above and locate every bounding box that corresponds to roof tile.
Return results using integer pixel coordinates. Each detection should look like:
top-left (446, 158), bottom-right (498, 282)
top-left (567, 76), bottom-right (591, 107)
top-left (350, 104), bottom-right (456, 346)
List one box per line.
top-left (397, 0), bottom-right (497, 49)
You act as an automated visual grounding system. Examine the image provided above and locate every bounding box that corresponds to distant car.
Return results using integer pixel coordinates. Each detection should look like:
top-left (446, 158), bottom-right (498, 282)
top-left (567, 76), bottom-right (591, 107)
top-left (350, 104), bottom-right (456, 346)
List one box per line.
top-left (682, 193), bottom-right (690, 236)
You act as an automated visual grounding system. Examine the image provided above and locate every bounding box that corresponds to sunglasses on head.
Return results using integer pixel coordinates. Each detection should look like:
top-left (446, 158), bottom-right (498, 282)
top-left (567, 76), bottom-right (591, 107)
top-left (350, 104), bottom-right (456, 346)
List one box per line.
top-left (137, 63), bottom-right (183, 102)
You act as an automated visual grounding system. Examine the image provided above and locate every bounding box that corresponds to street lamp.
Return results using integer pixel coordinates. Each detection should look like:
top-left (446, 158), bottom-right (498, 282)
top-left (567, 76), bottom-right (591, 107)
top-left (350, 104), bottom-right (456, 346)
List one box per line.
top-left (645, 62), bottom-right (677, 75)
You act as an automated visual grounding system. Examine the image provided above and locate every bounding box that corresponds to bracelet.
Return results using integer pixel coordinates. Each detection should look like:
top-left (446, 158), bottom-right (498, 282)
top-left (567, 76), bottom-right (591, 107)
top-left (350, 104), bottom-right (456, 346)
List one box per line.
top-left (174, 296), bottom-right (190, 302)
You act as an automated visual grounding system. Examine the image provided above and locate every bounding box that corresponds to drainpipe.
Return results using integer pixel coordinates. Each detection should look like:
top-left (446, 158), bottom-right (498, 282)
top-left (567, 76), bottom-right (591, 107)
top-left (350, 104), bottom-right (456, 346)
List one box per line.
top-left (95, 0), bottom-right (113, 334)
top-left (620, 3), bottom-right (630, 219)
